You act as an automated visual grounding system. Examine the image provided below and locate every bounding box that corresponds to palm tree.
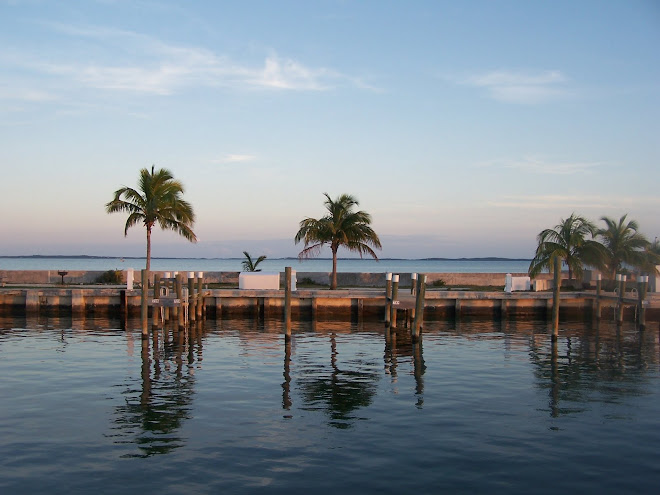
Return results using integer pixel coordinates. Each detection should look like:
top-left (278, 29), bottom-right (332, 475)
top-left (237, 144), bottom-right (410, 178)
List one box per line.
top-left (598, 214), bottom-right (650, 278)
top-left (641, 238), bottom-right (660, 276)
top-left (295, 193), bottom-right (381, 290)
top-left (529, 213), bottom-right (605, 281)
top-left (241, 251), bottom-right (267, 272)
top-left (106, 166), bottom-right (197, 271)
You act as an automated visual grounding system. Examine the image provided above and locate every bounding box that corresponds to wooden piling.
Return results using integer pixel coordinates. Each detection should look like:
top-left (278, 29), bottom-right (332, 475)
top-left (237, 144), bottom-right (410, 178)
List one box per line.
top-left (551, 257), bottom-right (561, 340)
top-left (188, 273), bottom-right (196, 322)
top-left (140, 269), bottom-right (149, 338)
top-left (616, 274), bottom-right (626, 325)
top-left (284, 267), bottom-right (292, 340)
top-left (175, 273), bottom-right (184, 329)
top-left (412, 273), bottom-right (426, 342)
top-left (385, 273), bottom-right (392, 325)
top-left (25, 290), bottom-right (40, 314)
top-left (594, 274), bottom-right (602, 321)
top-left (196, 272), bottom-right (204, 319)
top-left (638, 275), bottom-right (648, 329)
top-left (390, 274), bottom-right (400, 329)
top-left (152, 274), bottom-right (161, 328)
top-left (171, 272), bottom-right (178, 320)
top-left (410, 273), bottom-right (417, 322)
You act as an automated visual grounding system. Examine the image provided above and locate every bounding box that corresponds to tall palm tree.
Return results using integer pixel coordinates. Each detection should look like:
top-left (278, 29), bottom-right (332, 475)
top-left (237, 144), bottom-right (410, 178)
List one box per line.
top-left (295, 193), bottom-right (381, 289)
top-left (241, 251), bottom-right (267, 272)
top-left (598, 214), bottom-right (650, 278)
top-left (106, 166), bottom-right (197, 271)
top-left (529, 213), bottom-right (605, 281)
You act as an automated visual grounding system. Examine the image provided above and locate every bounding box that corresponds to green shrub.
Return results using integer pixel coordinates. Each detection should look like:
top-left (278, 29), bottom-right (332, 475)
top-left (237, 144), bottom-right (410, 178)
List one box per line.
top-left (97, 269), bottom-right (123, 284)
top-left (431, 279), bottom-right (447, 287)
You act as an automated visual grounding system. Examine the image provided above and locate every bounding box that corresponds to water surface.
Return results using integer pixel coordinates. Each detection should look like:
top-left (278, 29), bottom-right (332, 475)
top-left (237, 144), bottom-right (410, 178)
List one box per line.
top-left (1, 317), bottom-right (658, 494)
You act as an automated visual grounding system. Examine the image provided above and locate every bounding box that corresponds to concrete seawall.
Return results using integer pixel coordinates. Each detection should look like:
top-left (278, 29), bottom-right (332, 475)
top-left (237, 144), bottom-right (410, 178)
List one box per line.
top-left (2, 287), bottom-right (658, 323)
top-left (0, 270), bottom-right (545, 287)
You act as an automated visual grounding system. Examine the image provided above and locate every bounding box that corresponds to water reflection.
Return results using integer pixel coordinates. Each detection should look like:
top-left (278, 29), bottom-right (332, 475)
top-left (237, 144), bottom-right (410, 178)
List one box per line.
top-left (297, 332), bottom-right (379, 429)
top-left (384, 328), bottom-right (426, 407)
top-left (528, 321), bottom-right (659, 418)
top-left (109, 323), bottom-right (202, 457)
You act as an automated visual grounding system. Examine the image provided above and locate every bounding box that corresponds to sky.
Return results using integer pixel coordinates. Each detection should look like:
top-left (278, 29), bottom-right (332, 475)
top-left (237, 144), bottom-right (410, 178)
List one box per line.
top-left (1, 0), bottom-right (659, 259)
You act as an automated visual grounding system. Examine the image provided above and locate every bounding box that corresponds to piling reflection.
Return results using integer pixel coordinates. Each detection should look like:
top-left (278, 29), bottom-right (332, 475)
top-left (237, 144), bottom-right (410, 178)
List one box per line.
top-left (282, 339), bottom-right (292, 411)
top-left (384, 328), bottom-right (426, 407)
top-left (297, 332), bottom-right (379, 429)
top-left (110, 322), bottom-right (202, 457)
top-left (528, 321), bottom-right (659, 418)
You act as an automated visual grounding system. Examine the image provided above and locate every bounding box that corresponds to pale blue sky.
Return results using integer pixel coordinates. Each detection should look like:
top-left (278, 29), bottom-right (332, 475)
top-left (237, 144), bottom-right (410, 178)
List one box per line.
top-left (1, 0), bottom-right (659, 259)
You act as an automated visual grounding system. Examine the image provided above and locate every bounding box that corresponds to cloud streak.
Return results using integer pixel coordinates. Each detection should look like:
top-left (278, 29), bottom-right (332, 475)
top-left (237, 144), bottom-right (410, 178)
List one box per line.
top-left (479, 156), bottom-right (602, 175)
top-left (489, 194), bottom-right (660, 210)
top-left (457, 69), bottom-right (571, 104)
top-left (4, 23), bottom-right (371, 97)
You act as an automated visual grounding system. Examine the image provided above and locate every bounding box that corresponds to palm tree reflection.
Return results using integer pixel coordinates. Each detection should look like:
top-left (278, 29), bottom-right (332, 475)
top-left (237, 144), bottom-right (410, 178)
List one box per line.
top-left (529, 322), bottom-right (657, 418)
top-left (111, 325), bottom-right (200, 457)
top-left (297, 332), bottom-right (379, 429)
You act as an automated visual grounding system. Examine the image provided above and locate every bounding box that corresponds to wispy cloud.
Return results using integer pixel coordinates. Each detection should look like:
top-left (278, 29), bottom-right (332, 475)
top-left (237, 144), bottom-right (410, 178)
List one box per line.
top-left (211, 154), bottom-right (257, 164)
top-left (479, 156), bottom-right (602, 175)
top-left (0, 84), bottom-right (56, 102)
top-left (455, 70), bottom-right (571, 104)
top-left (4, 23), bottom-right (372, 97)
top-left (489, 194), bottom-right (660, 210)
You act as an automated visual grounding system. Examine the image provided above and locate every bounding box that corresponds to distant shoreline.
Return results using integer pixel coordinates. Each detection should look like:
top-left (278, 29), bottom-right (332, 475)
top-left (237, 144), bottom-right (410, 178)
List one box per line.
top-left (0, 255), bottom-right (532, 262)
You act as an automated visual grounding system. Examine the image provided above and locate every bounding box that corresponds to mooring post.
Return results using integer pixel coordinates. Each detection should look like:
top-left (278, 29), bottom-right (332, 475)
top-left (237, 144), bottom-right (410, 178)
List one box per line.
top-left (390, 274), bottom-right (400, 329)
top-left (175, 273), bottom-right (184, 329)
top-left (385, 273), bottom-right (392, 325)
top-left (284, 267), bottom-right (292, 341)
top-left (141, 268), bottom-right (149, 338)
top-left (153, 273), bottom-right (161, 328)
top-left (552, 257), bottom-right (561, 340)
top-left (638, 275), bottom-right (648, 329)
top-left (410, 273), bottom-right (417, 323)
top-left (412, 273), bottom-right (426, 342)
top-left (163, 272), bottom-right (171, 321)
top-left (196, 271), bottom-right (204, 319)
top-left (616, 273), bottom-right (626, 324)
top-left (594, 273), bottom-right (602, 321)
top-left (171, 272), bottom-right (179, 320)
top-left (187, 272), bottom-right (196, 322)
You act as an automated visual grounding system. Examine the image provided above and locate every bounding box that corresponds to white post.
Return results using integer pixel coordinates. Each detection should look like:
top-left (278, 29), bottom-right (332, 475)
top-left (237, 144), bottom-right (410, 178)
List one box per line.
top-left (126, 268), bottom-right (134, 290)
top-left (505, 273), bottom-right (512, 293)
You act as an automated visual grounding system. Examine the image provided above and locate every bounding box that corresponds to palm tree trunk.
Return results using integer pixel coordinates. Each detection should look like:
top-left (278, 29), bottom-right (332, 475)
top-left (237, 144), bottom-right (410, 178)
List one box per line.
top-left (331, 246), bottom-right (338, 290)
top-left (146, 226), bottom-right (152, 271)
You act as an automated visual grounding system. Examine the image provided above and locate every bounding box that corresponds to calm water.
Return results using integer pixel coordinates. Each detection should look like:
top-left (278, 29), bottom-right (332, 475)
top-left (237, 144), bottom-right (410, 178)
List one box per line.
top-left (1, 317), bottom-right (658, 494)
top-left (0, 257), bottom-right (531, 274)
